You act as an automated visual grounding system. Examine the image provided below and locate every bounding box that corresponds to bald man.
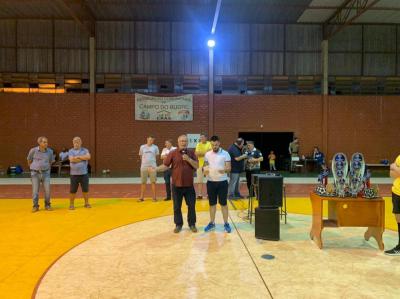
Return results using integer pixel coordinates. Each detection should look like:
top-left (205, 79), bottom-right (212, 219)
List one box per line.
top-left (68, 137), bottom-right (91, 210)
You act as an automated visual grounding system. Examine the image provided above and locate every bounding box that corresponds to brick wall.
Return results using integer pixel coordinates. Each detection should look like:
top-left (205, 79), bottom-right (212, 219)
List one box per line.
top-left (1, 93), bottom-right (399, 175)
top-left (0, 93), bottom-right (91, 172)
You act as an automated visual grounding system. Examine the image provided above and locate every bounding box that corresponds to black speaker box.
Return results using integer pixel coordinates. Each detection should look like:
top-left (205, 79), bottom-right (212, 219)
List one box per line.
top-left (255, 207), bottom-right (280, 241)
top-left (258, 175), bottom-right (283, 208)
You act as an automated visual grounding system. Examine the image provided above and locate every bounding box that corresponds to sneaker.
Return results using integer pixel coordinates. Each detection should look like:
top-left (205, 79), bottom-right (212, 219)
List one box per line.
top-left (164, 198), bottom-right (171, 201)
top-left (189, 225), bottom-right (198, 233)
top-left (137, 198), bottom-right (144, 202)
top-left (173, 225), bottom-right (182, 233)
top-left (45, 206), bottom-right (53, 211)
top-left (32, 207), bottom-right (39, 213)
top-left (204, 222), bottom-right (215, 232)
top-left (224, 222), bottom-right (232, 233)
top-left (69, 205), bottom-right (75, 210)
top-left (384, 244), bottom-right (400, 256)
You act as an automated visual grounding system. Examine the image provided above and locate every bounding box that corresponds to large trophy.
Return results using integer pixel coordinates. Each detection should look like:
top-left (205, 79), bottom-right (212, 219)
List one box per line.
top-left (315, 152), bottom-right (378, 199)
top-left (332, 153), bottom-right (349, 197)
top-left (348, 153), bottom-right (365, 197)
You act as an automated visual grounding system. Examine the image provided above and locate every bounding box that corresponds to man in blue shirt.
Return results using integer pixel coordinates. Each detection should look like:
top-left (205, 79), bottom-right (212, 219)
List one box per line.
top-left (227, 138), bottom-right (247, 199)
top-left (68, 137), bottom-right (91, 210)
top-left (27, 136), bottom-right (55, 212)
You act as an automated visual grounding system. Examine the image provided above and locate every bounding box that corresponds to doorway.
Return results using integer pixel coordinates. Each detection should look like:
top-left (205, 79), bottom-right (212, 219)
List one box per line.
top-left (238, 132), bottom-right (294, 171)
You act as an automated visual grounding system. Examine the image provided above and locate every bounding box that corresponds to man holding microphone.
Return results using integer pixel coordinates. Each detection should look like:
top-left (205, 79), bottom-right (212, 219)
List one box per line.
top-left (157, 135), bottom-right (199, 233)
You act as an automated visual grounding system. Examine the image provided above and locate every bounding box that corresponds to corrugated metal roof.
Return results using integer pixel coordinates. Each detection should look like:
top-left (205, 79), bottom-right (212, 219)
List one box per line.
top-left (0, 0), bottom-right (71, 19)
top-left (0, 0), bottom-right (397, 24)
top-left (298, 0), bottom-right (400, 24)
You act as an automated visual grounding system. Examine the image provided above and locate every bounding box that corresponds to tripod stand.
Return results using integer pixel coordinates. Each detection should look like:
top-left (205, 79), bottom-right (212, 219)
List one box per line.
top-left (247, 180), bottom-right (287, 224)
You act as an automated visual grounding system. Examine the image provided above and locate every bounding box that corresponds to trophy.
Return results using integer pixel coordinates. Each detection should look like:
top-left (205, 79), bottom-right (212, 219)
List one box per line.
top-left (332, 153), bottom-right (348, 197)
top-left (348, 153), bottom-right (365, 197)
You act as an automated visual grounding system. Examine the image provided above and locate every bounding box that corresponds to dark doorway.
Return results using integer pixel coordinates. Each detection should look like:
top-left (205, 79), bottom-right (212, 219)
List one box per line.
top-left (238, 132), bottom-right (294, 171)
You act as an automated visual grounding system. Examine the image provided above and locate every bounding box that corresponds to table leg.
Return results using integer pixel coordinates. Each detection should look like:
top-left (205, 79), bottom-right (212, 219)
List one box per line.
top-left (310, 227), bottom-right (323, 249)
top-left (364, 227), bottom-right (384, 250)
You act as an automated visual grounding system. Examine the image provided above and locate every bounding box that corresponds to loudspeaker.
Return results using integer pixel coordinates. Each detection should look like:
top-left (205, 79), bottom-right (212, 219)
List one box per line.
top-left (255, 207), bottom-right (280, 241)
top-left (258, 175), bottom-right (283, 208)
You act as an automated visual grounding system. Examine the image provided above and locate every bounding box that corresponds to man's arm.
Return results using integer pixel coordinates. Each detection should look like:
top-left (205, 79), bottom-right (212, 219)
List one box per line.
top-left (223, 161), bottom-right (231, 174)
top-left (390, 163), bottom-right (400, 178)
top-left (77, 153), bottom-right (91, 161)
top-left (69, 156), bottom-right (81, 163)
top-left (157, 151), bottom-right (172, 172)
top-left (27, 149), bottom-right (34, 167)
top-left (195, 144), bottom-right (204, 157)
top-left (182, 154), bottom-right (198, 169)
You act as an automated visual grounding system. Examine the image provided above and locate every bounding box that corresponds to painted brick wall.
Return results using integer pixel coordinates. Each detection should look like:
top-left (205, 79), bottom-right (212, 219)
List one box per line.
top-left (1, 93), bottom-right (399, 175)
top-left (0, 93), bottom-right (91, 172)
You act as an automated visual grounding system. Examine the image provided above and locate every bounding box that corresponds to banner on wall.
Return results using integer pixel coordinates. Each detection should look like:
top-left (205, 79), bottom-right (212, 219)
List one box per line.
top-left (187, 134), bottom-right (201, 149)
top-left (135, 93), bottom-right (193, 121)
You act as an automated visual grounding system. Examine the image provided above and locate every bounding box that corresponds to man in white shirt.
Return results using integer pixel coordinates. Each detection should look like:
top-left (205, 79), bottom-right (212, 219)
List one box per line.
top-left (138, 135), bottom-right (159, 202)
top-left (203, 135), bottom-right (232, 233)
top-left (160, 139), bottom-right (176, 201)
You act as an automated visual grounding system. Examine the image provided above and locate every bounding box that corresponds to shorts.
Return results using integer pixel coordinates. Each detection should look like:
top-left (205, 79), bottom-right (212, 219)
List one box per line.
top-left (392, 192), bottom-right (400, 214)
top-left (196, 167), bottom-right (205, 184)
top-left (70, 174), bottom-right (89, 193)
top-left (207, 180), bottom-right (228, 206)
top-left (141, 168), bottom-right (157, 184)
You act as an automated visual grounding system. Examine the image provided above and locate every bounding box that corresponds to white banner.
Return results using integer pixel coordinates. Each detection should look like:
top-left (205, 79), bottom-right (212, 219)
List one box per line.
top-left (187, 134), bottom-right (200, 149)
top-left (135, 93), bottom-right (193, 121)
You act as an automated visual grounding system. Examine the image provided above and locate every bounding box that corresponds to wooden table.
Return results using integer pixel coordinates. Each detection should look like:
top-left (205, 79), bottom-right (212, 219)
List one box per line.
top-left (310, 192), bottom-right (385, 250)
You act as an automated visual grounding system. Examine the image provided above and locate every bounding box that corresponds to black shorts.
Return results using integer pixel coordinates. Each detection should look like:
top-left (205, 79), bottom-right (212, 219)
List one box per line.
top-left (207, 180), bottom-right (228, 206)
top-left (70, 174), bottom-right (89, 193)
top-left (392, 192), bottom-right (400, 214)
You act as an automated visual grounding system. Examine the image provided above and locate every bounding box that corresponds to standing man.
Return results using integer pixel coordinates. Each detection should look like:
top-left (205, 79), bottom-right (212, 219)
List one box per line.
top-left (203, 136), bottom-right (232, 233)
top-left (289, 137), bottom-right (300, 172)
top-left (244, 141), bottom-right (263, 197)
top-left (158, 135), bottom-right (198, 233)
top-left (68, 137), bottom-right (91, 210)
top-left (27, 136), bottom-right (55, 212)
top-left (385, 155), bottom-right (400, 256)
top-left (160, 139), bottom-right (176, 201)
top-left (195, 133), bottom-right (212, 199)
top-left (138, 135), bottom-right (159, 202)
top-left (227, 138), bottom-right (247, 200)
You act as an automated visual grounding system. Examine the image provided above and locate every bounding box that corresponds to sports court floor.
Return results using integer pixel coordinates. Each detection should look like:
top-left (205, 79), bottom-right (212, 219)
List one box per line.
top-left (0, 178), bottom-right (399, 299)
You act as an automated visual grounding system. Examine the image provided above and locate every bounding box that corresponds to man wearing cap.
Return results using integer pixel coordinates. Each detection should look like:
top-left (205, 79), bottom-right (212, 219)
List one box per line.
top-left (27, 136), bottom-right (55, 212)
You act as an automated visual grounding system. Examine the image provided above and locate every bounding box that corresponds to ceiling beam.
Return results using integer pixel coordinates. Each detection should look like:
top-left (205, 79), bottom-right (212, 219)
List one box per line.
top-left (323, 0), bottom-right (381, 39)
top-left (211, 0), bottom-right (222, 34)
top-left (55, 0), bottom-right (96, 36)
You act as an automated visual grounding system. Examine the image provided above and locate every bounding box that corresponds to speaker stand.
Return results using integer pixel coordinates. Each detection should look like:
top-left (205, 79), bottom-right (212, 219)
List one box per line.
top-left (247, 184), bottom-right (287, 224)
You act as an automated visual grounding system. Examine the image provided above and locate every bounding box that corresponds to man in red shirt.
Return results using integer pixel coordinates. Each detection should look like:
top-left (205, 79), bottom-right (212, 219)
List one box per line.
top-left (157, 135), bottom-right (199, 233)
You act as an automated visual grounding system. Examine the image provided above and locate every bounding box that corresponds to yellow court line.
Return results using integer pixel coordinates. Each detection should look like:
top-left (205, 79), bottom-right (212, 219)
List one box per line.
top-left (0, 197), bottom-right (396, 299)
